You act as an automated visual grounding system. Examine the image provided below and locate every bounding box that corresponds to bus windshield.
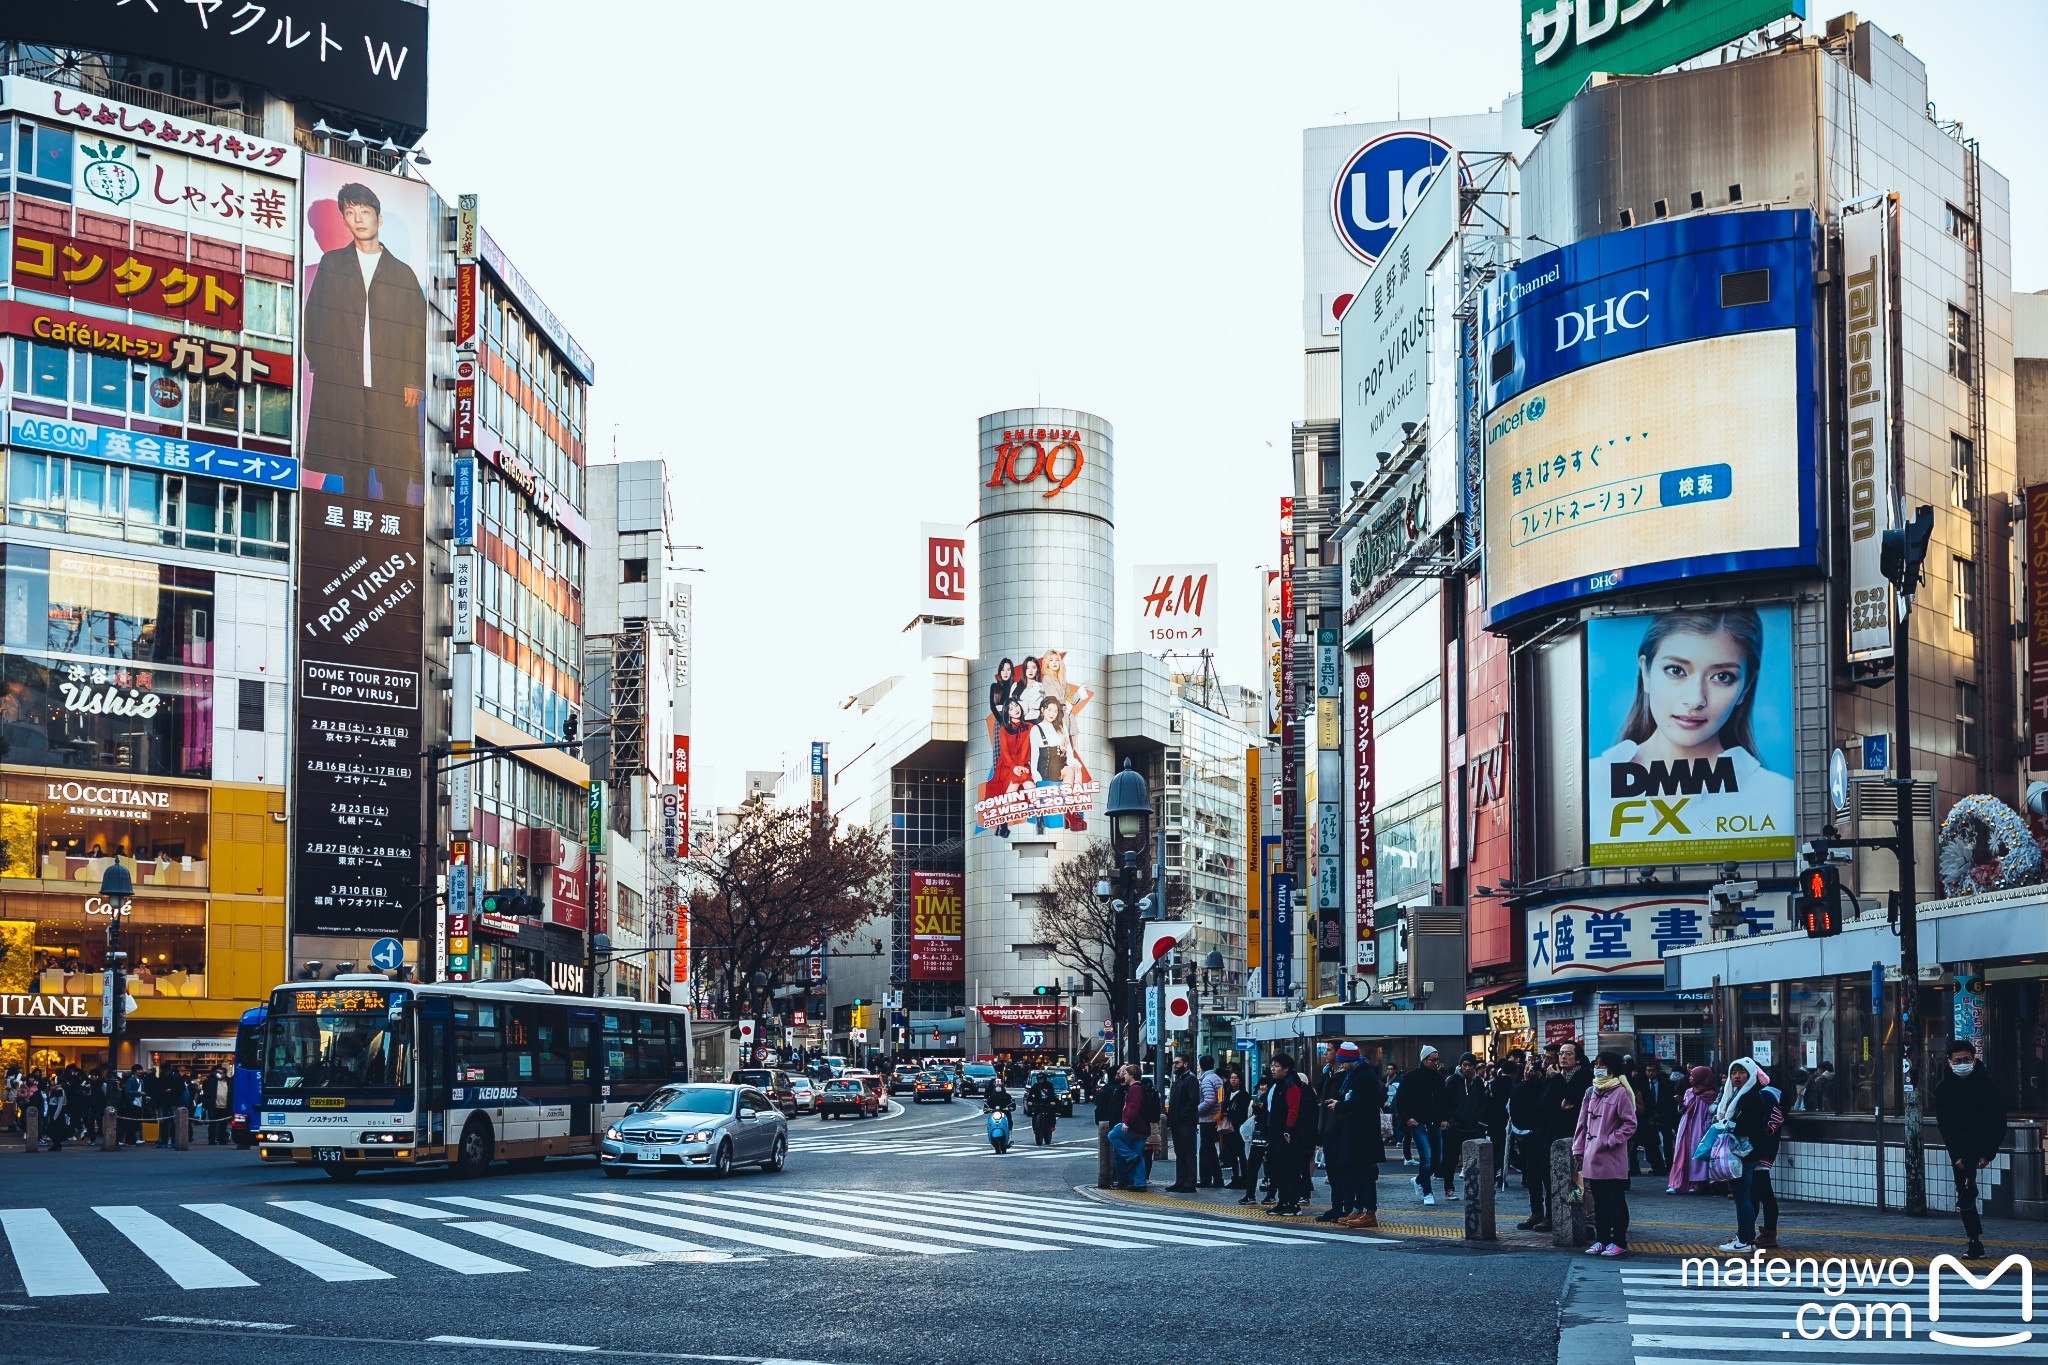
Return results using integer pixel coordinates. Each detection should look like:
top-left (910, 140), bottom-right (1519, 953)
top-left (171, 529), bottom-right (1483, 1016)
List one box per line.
top-left (265, 988), bottom-right (410, 1090)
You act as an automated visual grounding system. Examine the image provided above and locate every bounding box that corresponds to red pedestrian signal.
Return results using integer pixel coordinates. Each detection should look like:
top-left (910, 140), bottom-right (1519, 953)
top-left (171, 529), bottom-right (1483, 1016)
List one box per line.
top-left (1797, 865), bottom-right (1842, 938)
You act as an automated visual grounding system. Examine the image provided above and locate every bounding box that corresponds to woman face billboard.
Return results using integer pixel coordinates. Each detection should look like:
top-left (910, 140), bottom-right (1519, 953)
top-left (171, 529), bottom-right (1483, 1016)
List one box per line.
top-left (1587, 605), bottom-right (1795, 867)
top-left (975, 649), bottom-right (1100, 837)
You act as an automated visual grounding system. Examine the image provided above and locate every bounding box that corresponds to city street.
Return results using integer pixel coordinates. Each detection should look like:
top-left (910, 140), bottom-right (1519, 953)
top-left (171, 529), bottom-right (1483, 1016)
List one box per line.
top-left (0, 1104), bottom-right (1562, 1365)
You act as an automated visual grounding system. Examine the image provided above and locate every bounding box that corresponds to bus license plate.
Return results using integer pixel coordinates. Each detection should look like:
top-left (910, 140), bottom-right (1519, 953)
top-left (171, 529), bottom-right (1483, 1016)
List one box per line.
top-left (314, 1147), bottom-right (345, 1164)
top-left (635, 1148), bottom-right (661, 1162)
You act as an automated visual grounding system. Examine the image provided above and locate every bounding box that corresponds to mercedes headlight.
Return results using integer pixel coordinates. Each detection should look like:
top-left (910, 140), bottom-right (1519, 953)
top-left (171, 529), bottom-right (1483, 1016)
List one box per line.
top-left (604, 1126), bottom-right (622, 1142)
top-left (682, 1129), bottom-right (713, 1143)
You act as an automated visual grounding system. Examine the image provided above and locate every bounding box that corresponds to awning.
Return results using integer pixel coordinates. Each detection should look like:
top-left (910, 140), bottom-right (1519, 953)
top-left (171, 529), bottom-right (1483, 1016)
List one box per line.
top-left (1520, 992), bottom-right (1577, 1008)
top-left (1236, 1008), bottom-right (1490, 1042)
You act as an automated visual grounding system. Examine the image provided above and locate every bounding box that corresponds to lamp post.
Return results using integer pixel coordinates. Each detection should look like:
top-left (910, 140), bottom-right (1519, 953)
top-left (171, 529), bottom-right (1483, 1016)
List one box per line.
top-left (98, 864), bottom-right (133, 1069)
top-left (1105, 759), bottom-right (1153, 1067)
top-left (1880, 503), bottom-right (1934, 1215)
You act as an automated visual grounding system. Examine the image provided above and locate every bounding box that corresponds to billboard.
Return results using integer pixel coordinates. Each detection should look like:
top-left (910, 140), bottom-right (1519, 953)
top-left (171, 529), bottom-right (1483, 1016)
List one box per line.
top-left (1352, 662), bottom-right (1376, 969)
top-left (1520, 0), bottom-right (1803, 128)
top-left (922, 522), bottom-right (968, 614)
top-left (1132, 564), bottom-right (1216, 649)
top-left (290, 159), bottom-right (432, 938)
top-left (907, 871), bottom-right (965, 981)
top-left (2030, 486), bottom-right (2048, 771)
top-left (1340, 155), bottom-right (1457, 492)
top-left (1524, 894), bottom-right (1713, 986)
top-left (1586, 605), bottom-right (1796, 867)
top-left (974, 650), bottom-right (1100, 834)
top-left (10, 1), bottom-right (430, 129)
top-left (1480, 209), bottom-right (1818, 624)
top-left (1841, 193), bottom-right (1900, 664)
top-left (1263, 568), bottom-right (1283, 737)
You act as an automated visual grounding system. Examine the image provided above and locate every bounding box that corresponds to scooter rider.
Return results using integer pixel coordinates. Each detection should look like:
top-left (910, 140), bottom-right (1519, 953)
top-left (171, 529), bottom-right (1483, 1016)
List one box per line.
top-left (985, 1078), bottom-right (1017, 1115)
top-left (985, 1077), bottom-right (1017, 1152)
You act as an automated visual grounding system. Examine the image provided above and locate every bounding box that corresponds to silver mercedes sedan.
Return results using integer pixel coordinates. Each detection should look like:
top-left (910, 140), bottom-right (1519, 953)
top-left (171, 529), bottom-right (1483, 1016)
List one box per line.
top-left (599, 1083), bottom-right (789, 1177)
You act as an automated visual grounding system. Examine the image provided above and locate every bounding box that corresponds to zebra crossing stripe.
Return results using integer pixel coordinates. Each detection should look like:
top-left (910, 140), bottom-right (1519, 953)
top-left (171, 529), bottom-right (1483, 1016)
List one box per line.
top-left (612, 1189), bottom-right (977, 1256)
top-left (510, 1193), bottom-right (870, 1259)
top-left (268, 1201), bottom-right (524, 1276)
top-left (636, 1189), bottom-right (1063, 1253)
top-left (801, 1189), bottom-right (1155, 1250)
top-left (429, 1195), bottom-right (715, 1255)
top-left (94, 1206), bottom-right (256, 1290)
top-left (445, 1219), bottom-right (651, 1269)
top-left (182, 1204), bottom-right (391, 1283)
top-left (350, 1198), bottom-right (460, 1221)
top-left (935, 1191), bottom-right (1336, 1246)
top-left (0, 1208), bottom-right (107, 1297)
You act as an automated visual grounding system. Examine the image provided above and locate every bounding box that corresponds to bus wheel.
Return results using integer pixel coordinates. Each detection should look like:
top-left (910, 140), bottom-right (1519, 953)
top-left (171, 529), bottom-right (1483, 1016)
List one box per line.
top-left (455, 1119), bottom-right (494, 1178)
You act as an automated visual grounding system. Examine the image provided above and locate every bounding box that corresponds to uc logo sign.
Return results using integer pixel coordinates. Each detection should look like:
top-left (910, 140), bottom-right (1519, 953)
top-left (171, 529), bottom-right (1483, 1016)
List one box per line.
top-left (1330, 132), bottom-right (1458, 265)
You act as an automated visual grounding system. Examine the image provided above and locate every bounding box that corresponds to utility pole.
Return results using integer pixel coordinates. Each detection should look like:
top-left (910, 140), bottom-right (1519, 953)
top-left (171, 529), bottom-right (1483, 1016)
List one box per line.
top-left (1882, 503), bottom-right (1933, 1216)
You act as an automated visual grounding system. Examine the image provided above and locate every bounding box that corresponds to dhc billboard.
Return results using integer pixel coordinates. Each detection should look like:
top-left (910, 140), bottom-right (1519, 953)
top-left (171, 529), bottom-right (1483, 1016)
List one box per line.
top-left (1478, 209), bottom-right (1820, 625)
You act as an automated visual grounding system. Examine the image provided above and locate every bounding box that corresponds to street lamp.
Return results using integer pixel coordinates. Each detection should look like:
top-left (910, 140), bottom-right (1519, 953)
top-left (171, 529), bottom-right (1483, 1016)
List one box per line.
top-left (1105, 760), bottom-right (1152, 1065)
top-left (99, 863), bottom-right (132, 1068)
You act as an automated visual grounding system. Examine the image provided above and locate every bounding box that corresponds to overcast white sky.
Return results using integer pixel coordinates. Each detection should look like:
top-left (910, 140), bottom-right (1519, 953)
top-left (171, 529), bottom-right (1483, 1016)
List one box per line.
top-left (425, 0), bottom-right (2047, 809)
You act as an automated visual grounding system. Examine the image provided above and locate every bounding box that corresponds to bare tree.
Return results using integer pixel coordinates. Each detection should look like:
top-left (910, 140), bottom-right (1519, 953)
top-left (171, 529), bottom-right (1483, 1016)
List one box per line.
top-left (1034, 841), bottom-right (1188, 1044)
top-left (688, 803), bottom-right (894, 1015)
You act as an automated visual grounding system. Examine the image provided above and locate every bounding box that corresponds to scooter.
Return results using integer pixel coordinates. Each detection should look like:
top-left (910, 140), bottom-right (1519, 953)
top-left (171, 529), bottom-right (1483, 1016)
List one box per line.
top-left (986, 1107), bottom-right (1012, 1154)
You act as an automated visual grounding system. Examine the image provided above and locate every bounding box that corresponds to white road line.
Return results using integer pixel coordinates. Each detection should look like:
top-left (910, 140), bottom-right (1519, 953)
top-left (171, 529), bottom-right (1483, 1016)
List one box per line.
top-left (351, 1199), bottom-right (460, 1221)
top-left (144, 1316), bottom-right (293, 1330)
top-left (427, 1336), bottom-right (599, 1353)
top-left (183, 1204), bottom-right (391, 1283)
top-left (879, 1192), bottom-right (1252, 1248)
top-left (510, 1193), bottom-right (868, 1259)
top-left (796, 1189), bottom-right (1154, 1250)
top-left (269, 1201), bottom-right (523, 1276)
top-left (638, 1189), bottom-right (1059, 1253)
top-left (610, 1190), bottom-right (972, 1256)
top-left (985, 1188), bottom-right (1370, 1242)
top-left (94, 1206), bottom-right (257, 1290)
top-left (1632, 1333), bottom-right (2048, 1357)
top-left (0, 1209), bottom-right (106, 1297)
top-left (446, 1220), bottom-right (649, 1269)
top-left (429, 1196), bottom-right (714, 1254)
top-left (938, 1191), bottom-right (1351, 1245)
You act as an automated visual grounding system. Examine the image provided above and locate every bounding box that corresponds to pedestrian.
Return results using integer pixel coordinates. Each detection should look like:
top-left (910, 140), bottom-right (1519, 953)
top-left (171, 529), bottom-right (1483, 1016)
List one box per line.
top-left (1748, 1064), bottom-right (1787, 1249)
top-left (1025, 1071), bottom-right (1058, 1146)
top-left (118, 1064), bottom-right (144, 1147)
top-left (1317, 1041), bottom-right (1385, 1226)
top-left (1542, 1041), bottom-right (1593, 1233)
top-left (1394, 1045), bottom-right (1446, 1204)
top-left (41, 1073), bottom-right (70, 1153)
top-left (1238, 1070), bottom-right (1272, 1205)
top-left (150, 1066), bottom-right (177, 1148)
top-left (1219, 1069), bottom-right (1248, 1187)
top-left (1666, 1064), bottom-right (1719, 1194)
top-left (1801, 1060), bottom-right (1836, 1112)
top-left (205, 1067), bottom-right (232, 1144)
top-left (1712, 1057), bottom-right (1780, 1253)
top-left (1573, 1050), bottom-right (1638, 1257)
top-left (1440, 1052), bottom-right (1488, 1197)
top-left (2, 1066), bottom-right (18, 1133)
top-left (1106, 1063), bottom-right (1153, 1191)
top-left (1263, 1053), bottom-right (1311, 1216)
top-left (1093, 1066), bottom-right (1127, 1190)
top-left (1195, 1054), bottom-right (1225, 1188)
top-left (1387, 1062), bottom-right (1409, 1164)
top-left (1934, 1038), bottom-right (2008, 1261)
top-left (1486, 1057), bottom-right (1515, 1189)
top-left (1510, 1059), bottom-right (1551, 1230)
top-left (1164, 1055), bottom-right (1200, 1192)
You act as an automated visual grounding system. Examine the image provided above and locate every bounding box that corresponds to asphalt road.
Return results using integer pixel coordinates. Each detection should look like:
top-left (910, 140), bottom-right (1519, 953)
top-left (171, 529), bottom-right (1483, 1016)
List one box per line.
top-left (0, 1104), bottom-right (1568, 1364)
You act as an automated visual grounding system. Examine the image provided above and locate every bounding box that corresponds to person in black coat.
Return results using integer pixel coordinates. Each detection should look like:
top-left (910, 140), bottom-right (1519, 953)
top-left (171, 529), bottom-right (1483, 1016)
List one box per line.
top-left (1439, 1053), bottom-right (1490, 1196)
top-left (1318, 1042), bottom-right (1387, 1226)
top-left (302, 179), bottom-right (428, 500)
top-left (1508, 1060), bottom-right (1551, 1228)
top-left (1164, 1056), bottom-right (1201, 1193)
top-left (1485, 1061), bottom-right (1516, 1189)
top-left (1935, 1038), bottom-right (2009, 1259)
top-left (1394, 1046), bottom-right (1447, 1201)
top-left (1092, 1071), bottom-right (1126, 1190)
top-left (1024, 1074), bottom-right (1059, 1146)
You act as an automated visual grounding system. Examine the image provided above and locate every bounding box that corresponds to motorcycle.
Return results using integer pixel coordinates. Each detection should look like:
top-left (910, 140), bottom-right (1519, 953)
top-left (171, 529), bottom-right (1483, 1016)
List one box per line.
top-left (986, 1107), bottom-right (1013, 1154)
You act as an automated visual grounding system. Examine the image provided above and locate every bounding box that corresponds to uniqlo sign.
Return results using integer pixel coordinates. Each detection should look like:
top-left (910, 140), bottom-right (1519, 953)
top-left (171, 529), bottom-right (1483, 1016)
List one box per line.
top-left (922, 523), bottom-right (967, 611)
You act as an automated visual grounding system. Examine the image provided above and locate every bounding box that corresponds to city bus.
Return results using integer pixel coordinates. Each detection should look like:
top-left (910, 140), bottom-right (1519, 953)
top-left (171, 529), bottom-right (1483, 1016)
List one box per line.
top-left (254, 975), bottom-right (693, 1179)
top-left (229, 1005), bottom-right (266, 1148)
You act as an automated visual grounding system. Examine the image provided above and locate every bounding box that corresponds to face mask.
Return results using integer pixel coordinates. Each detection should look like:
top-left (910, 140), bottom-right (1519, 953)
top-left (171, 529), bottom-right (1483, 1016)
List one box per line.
top-left (1952, 1062), bottom-right (1975, 1077)
top-left (1592, 1068), bottom-right (1609, 1080)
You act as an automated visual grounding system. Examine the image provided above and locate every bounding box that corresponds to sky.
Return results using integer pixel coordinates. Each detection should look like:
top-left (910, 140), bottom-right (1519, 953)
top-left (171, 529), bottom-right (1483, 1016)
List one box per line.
top-left (423, 0), bottom-right (2048, 809)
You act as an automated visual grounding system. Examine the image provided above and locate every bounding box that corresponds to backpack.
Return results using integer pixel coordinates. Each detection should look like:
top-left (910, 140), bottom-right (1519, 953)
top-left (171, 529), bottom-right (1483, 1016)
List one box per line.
top-left (1140, 1080), bottom-right (1163, 1124)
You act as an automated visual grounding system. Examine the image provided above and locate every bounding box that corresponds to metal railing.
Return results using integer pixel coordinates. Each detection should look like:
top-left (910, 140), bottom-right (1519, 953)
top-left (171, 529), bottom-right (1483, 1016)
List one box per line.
top-left (5, 55), bottom-right (266, 137)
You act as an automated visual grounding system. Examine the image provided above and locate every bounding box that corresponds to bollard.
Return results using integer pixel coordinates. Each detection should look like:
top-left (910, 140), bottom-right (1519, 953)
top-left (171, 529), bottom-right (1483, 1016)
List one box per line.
top-left (174, 1105), bottom-right (191, 1150)
top-left (1548, 1138), bottom-right (1589, 1247)
top-left (1462, 1137), bottom-right (1496, 1241)
top-left (101, 1105), bottom-right (117, 1151)
top-left (23, 1106), bottom-right (39, 1151)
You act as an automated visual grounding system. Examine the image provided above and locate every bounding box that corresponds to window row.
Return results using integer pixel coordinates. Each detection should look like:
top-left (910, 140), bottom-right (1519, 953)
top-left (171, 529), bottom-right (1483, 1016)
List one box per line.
top-left (10, 337), bottom-right (293, 437)
top-left (8, 451), bottom-right (291, 561)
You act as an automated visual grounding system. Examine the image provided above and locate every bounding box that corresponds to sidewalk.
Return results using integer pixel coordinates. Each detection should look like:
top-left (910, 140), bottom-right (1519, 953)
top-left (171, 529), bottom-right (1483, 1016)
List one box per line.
top-left (1083, 1157), bottom-right (2048, 1263)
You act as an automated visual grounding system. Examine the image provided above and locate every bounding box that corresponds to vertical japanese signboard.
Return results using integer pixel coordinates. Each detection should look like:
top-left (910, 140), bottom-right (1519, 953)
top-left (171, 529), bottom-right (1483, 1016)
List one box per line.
top-left (1278, 499), bottom-right (1298, 881)
top-left (1352, 663), bottom-right (1376, 969)
top-left (2027, 485), bottom-right (2048, 770)
top-left (1314, 629), bottom-right (1342, 965)
top-left (292, 158), bottom-right (431, 938)
top-left (1841, 192), bottom-right (1899, 665)
top-left (588, 782), bottom-right (604, 854)
top-left (1245, 746), bottom-right (1263, 975)
top-left (810, 742), bottom-right (829, 825)
top-left (673, 734), bottom-right (692, 837)
top-left (1263, 568), bottom-right (1283, 738)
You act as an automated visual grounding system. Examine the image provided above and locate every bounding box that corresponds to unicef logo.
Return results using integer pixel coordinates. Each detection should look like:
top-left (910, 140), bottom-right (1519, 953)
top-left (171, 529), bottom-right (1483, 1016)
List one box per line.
top-left (1526, 396), bottom-right (1546, 422)
top-left (1330, 131), bottom-right (1460, 265)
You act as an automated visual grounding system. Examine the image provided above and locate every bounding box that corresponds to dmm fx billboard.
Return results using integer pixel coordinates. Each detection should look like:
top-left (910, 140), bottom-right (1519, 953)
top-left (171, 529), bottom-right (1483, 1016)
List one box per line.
top-left (907, 871), bottom-right (965, 982)
top-left (1480, 209), bottom-right (1818, 625)
top-left (1524, 894), bottom-right (1713, 987)
top-left (1586, 605), bottom-right (1796, 866)
top-left (1520, 0), bottom-right (1804, 128)
top-left (1841, 192), bottom-right (1900, 665)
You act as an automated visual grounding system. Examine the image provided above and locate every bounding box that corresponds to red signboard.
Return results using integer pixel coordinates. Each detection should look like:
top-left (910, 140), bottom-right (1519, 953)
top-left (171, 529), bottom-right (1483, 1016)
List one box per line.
top-left (674, 734), bottom-right (691, 833)
top-left (549, 840), bottom-right (588, 931)
top-left (1279, 497), bottom-right (1298, 879)
top-left (12, 228), bottom-right (243, 330)
top-left (1352, 662), bottom-right (1375, 969)
top-left (455, 262), bottom-right (478, 349)
top-left (2029, 484), bottom-right (2048, 770)
top-left (452, 357), bottom-right (477, 451)
top-left (926, 533), bottom-right (966, 602)
top-left (1, 301), bottom-right (288, 386)
top-left (907, 870), bottom-right (965, 981)
top-left (978, 1004), bottom-right (1067, 1026)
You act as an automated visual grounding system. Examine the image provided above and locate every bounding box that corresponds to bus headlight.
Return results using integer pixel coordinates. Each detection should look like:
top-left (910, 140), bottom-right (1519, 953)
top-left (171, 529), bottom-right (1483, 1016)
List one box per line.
top-left (359, 1130), bottom-right (415, 1144)
top-left (255, 1130), bottom-right (293, 1143)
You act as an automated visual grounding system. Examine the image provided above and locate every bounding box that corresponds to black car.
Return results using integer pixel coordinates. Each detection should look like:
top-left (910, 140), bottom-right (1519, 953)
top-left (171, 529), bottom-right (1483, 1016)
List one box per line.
top-left (887, 1067), bottom-right (923, 1096)
top-left (727, 1068), bottom-right (798, 1117)
top-left (1028, 1069), bottom-right (1075, 1117)
top-left (910, 1071), bottom-right (957, 1104)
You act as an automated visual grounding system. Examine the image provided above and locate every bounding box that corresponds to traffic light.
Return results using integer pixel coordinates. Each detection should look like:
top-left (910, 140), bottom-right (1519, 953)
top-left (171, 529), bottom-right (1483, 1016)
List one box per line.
top-left (1880, 504), bottom-right (1934, 595)
top-left (851, 999), bottom-right (866, 1030)
top-left (1797, 865), bottom-right (1842, 938)
top-left (479, 888), bottom-right (540, 917)
top-left (1032, 983), bottom-right (1063, 999)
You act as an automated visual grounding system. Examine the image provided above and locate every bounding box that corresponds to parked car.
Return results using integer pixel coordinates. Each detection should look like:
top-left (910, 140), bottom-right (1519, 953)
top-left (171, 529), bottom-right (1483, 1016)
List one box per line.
top-left (959, 1062), bottom-right (998, 1096)
top-left (727, 1068), bottom-right (798, 1116)
top-left (846, 1072), bottom-right (887, 1111)
top-left (600, 1084), bottom-right (788, 1177)
top-left (786, 1075), bottom-right (818, 1115)
top-left (816, 1078), bottom-right (879, 1119)
top-left (911, 1071), bottom-right (956, 1104)
top-left (887, 1067), bottom-right (923, 1096)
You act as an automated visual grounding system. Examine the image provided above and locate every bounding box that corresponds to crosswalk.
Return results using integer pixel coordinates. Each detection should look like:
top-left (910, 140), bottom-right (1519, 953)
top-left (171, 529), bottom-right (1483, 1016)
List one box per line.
top-left (0, 1187), bottom-right (1378, 1298)
top-left (790, 1128), bottom-right (1087, 1160)
top-left (1578, 1262), bottom-right (2045, 1362)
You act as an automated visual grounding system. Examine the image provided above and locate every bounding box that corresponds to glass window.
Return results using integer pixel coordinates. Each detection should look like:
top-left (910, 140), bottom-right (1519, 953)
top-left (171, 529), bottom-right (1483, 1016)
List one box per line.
top-left (1952, 556), bottom-right (1975, 633)
top-left (258, 384), bottom-right (293, 438)
top-left (84, 354), bottom-right (128, 411)
top-left (27, 341), bottom-right (67, 399)
top-left (243, 279), bottom-right (295, 338)
top-left (17, 123), bottom-right (73, 193)
top-left (1950, 433), bottom-right (1974, 509)
top-left (200, 379), bottom-right (242, 431)
top-left (1948, 304), bottom-right (1974, 382)
top-left (1956, 679), bottom-right (1980, 758)
top-left (454, 1000), bottom-right (508, 1085)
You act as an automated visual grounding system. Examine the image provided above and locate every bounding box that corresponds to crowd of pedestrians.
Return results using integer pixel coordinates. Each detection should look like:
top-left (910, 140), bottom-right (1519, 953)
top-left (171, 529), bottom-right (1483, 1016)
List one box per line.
top-left (2, 1062), bottom-right (236, 1149)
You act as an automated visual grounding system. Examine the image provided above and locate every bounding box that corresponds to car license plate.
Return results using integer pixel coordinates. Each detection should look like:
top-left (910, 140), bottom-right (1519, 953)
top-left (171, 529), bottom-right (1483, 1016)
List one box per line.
top-left (635, 1147), bottom-right (661, 1162)
top-left (314, 1147), bottom-right (344, 1165)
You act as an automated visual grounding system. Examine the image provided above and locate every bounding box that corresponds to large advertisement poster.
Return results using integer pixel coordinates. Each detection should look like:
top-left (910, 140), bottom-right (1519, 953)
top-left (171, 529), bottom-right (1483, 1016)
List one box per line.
top-left (291, 159), bottom-right (432, 938)
top-left (974, 650), bottom-right (1099, 834)
top-left (1586, 606), bottom-right (1795, 867)
top-left (908, 871), bottom-right (965, 981)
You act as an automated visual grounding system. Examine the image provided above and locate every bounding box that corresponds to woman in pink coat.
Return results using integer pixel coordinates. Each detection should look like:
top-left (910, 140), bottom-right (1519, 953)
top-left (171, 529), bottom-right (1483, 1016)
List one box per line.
top-left (1573, 1049), bottom-right (1639, 1256)
top-left (1667, 1064), bottom-right (1720, 1194)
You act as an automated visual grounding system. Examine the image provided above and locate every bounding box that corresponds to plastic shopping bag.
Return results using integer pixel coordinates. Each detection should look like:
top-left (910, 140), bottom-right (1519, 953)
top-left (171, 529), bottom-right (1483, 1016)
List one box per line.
top-left (1692, 1125), bottom-right (1721, 1163)
top-left (1704, 1132), bottom-right (1745, 1184)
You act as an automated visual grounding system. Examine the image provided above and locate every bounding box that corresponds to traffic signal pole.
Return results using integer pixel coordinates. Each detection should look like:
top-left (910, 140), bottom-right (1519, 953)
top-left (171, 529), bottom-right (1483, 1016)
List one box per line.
top-left (1893, 574), bottom-right (1924, 1216)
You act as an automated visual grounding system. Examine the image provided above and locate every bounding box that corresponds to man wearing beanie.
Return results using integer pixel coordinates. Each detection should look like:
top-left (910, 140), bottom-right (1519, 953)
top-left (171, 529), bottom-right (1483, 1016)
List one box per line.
top-left (1395, 1045), bottom-right (1446, 1204)
top-left (1317, 1041), bottom-right (1386, 1226)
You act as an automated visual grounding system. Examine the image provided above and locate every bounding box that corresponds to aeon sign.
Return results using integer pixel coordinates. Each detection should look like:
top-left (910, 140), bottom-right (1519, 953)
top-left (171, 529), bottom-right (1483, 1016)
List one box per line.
top-left (1330, 132), bottom-right (1458, 265)
top-left (986, 426), bottom-right (1085, 499)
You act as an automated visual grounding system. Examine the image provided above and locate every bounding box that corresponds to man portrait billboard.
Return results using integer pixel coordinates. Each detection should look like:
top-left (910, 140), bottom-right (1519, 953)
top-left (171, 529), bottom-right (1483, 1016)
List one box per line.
top-left (975, 648), bottom-right (1101, 836)
top-left (1586, 605), bottom-right (1795, 866)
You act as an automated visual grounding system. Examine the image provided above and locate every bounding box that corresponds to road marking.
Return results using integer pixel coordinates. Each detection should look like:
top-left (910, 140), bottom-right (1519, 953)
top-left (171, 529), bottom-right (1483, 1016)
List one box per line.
top-left (144, 1316), bottom-right (293, 1329)
top-left (741, 1188), bottom-right (1145, 1250)
top-left (1632, 1334), bottom-right (2033, 1357)
top-left (428, 1195), bottom-right (716, 1255)
top-left (592, 1190), bottom-right (969, 1256)
top-left (184, 1204), bottom-right (391, 1283)
top-left (350, 1198), bottom-right (460, 1220)
top-left (0, 1208), bottom-right (107, 1297)
top-left (447, 1219), bottom-right (650, 1269)
top-left (532, 1193), bottom-right (868, 1259)
top-left (852, 1190), bottom-right (1166, 1249)
top-left (638, 1189), bottom-right (1049, 1254)
top-left (95, 1206), bottom-right (257, 1290)
top-left (271, 1201), bottom-right (524, 1276)
top-left (943, 1190), bottom-right (1339, 1246)
top-left (427, 1336), bottom-right (600, 1353)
